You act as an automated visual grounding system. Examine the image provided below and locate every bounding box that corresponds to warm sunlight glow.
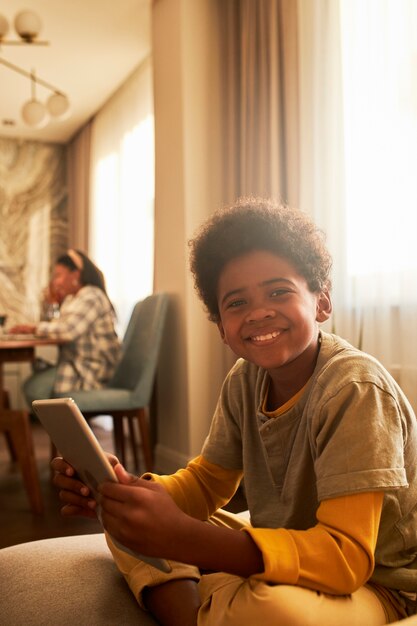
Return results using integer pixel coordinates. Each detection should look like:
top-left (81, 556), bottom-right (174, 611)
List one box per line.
top-left (340, 0), bottom-right (417, 278)
top-left (90, 114), bottom-right (154, 333)
top-left (89, 62), bottom-right (154, 333)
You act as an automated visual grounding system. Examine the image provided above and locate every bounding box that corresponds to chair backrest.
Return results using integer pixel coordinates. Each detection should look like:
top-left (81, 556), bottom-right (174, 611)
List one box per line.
top-left (109, 293), bottom-right (169, 406)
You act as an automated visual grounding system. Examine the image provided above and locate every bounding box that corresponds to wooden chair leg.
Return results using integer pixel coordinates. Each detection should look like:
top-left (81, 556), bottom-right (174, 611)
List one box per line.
top-left (1, 410), bottom-right (43, 514)
top-left (2, 390), bottom-right (17, 462)
top-left (112, 416), bottom-right (126, 467)
top-left (127, 417), bottom-right (139, 472)
top-left (136, 407), bottom-right (153, 472)
top-left (150, 381), bottom-right (158, 451)
top-left (2, 390), bottom-right (10, 408)
top-left (3, 431), bottom-right (17, 462)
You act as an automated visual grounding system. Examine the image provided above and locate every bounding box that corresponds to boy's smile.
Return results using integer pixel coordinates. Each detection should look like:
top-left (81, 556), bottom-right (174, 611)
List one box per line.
top-left (217, 250), bottom-right (332, 402)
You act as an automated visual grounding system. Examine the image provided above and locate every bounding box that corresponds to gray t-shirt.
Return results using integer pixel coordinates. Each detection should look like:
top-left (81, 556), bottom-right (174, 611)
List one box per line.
top-left (202, 332), bottom-right (417, 596)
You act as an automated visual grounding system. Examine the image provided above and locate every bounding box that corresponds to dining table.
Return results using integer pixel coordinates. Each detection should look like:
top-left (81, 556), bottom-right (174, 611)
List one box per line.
top-left (0, 334), bottom-right (61, 515)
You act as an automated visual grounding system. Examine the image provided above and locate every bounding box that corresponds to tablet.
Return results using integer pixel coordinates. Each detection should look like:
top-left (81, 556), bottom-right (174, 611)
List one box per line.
top-left (32, 397), bottom-right (171, 573)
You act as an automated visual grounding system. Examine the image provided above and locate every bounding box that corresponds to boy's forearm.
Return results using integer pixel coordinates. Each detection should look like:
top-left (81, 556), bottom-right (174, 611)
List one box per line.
top-left (172, 515), bottom-right (264, 578)
top-left (146, 455), bottom-right (243, 520)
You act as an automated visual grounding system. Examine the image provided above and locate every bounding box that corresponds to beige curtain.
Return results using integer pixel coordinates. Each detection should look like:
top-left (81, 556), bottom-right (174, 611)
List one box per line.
top-left (217, 0), bottom-right (301, 372)
top-left (220, 0), bottom-right (300, 207)
top-left (66, 121), bottom-right (92, 251)
top-left (89, 59), bottom-right (154, 333)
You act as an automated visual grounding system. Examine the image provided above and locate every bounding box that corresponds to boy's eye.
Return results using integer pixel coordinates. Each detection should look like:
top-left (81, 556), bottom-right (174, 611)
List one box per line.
top-left (227, 299), bottom-right (246, 309)
top-left (270, 288), bottom-right (290, 297)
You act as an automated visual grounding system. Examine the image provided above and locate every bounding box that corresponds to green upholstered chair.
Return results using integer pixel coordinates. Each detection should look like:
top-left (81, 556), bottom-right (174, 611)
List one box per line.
top-left (56, 292), bottom-right (169, 473)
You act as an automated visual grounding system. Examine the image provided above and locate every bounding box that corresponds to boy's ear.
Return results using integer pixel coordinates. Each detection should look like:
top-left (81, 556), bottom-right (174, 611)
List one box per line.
top-left (217, 321), bottom-right (229, 345)
top-left (316, 288), bottom-right (332, 322)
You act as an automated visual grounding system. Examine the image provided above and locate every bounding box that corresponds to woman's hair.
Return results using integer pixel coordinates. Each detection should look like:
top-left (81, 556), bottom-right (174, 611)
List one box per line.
top-left (189, 197), bottom-right (333, 323)
top-left (55, 249), bottom-right (112, 303)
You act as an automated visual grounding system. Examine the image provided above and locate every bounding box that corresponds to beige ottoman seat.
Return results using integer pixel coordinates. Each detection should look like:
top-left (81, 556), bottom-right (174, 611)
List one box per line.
top-left (0, 532), bottom-right (415, 625)
top-left (0, 533), bottom-right (157, 626)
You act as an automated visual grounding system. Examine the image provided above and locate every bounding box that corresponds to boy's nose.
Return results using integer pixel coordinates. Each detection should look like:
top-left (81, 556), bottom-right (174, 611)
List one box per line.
top-left (245, 307), bottom-right (276, 323)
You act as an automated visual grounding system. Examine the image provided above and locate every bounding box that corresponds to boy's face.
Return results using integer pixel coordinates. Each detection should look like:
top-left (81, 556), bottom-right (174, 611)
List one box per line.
top-left (216, 250), bottom-right (331, 385)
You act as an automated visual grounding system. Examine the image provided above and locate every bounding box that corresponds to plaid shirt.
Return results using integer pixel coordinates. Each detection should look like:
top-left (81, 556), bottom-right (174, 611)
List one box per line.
top-left (36, 286), bottom-right (122, 393)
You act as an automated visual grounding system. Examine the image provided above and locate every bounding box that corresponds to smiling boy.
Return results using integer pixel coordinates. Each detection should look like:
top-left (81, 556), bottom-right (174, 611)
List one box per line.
top-left (216, 250), bottom-right (331, 407)
top-left (53, 198), bottom-right (417, 625)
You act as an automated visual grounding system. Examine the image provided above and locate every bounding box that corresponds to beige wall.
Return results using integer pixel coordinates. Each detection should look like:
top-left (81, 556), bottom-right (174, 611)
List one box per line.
top-left (152, 0), bottom-right (226, 470)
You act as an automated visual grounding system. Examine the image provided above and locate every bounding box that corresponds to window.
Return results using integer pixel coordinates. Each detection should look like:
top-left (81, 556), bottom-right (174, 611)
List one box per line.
top-left (340, 0), bottom-right (417, 288)
top-left (89, 60), bottom-right (154, 333)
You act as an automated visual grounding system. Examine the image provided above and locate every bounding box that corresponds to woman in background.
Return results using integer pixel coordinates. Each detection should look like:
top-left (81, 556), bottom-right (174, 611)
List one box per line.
top-left (10, 249), bottom-right (122, 405)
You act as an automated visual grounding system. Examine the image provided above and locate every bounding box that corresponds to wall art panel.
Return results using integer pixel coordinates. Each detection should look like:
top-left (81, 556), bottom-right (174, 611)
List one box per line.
top-left (0, 137), bottom-right (68, 327)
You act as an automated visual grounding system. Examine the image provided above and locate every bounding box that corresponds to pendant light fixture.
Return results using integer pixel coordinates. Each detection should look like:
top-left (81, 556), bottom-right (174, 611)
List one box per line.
top-left (0, 10), bottom-right (47, 45)
top-left (0, 9), bottom-right (70, 128)
top-left (21, 70), bottom-right (49, 128)
top-left (0, 57), bottom-right (70, 127)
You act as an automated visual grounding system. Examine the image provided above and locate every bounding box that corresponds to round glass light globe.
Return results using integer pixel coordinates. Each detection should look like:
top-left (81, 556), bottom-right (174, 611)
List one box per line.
top-left (47, 93), bottom-right (70, 119)
top-left (0, 14), bottom-right (9, 40)
top-left (14, 11), bottom-right (42, 42)
top-left (21, 99), bottom-right (49, 128)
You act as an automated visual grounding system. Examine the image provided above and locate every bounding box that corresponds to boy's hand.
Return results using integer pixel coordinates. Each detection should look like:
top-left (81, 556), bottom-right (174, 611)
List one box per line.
top-left (100, 464), bottom-right (264, 578)
top-left (99, 464), bottom-right (189, 559)
top-left (51, 454), bottom-right (119, 519)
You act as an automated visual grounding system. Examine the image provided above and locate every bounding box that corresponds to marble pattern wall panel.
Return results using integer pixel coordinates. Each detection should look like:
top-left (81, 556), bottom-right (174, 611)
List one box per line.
top-left (0, 137), bottom-right (68, 326)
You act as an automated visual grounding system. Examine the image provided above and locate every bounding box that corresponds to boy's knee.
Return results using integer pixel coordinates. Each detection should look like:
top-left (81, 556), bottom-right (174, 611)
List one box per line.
top-left (199, 579), bottom-right (389, 626)
top-left (198, 576), bottom-right (323, 626)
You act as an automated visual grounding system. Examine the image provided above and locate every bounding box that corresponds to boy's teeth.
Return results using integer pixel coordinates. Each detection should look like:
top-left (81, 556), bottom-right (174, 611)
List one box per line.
top-left (252, 330), bottom-right (279, 342)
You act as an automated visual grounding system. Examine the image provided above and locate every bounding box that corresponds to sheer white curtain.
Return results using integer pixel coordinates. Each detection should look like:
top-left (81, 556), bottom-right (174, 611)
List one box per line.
top-left (89, 58), bottom-right (154, 335)
top-left (298, 0), bottom-right (417, 409)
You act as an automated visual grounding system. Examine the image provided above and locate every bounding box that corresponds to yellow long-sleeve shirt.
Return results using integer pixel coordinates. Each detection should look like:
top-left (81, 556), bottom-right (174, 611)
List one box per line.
top-left (144, 455), bottom-right (383, 595)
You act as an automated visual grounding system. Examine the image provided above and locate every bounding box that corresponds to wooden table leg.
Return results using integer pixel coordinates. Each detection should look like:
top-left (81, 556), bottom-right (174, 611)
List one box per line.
top-left (2, 390), bottom-right (17, 461)
top-left (0, 410), bottom-right (43, 515)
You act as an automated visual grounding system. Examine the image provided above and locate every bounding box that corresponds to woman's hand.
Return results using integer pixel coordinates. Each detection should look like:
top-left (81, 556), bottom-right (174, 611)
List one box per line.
top-left (51, 454), bottom-right (119, 519)
top-left (8, 324), bottom-right (37, 334)
top-left (99, 464), bottom-right (190, 560)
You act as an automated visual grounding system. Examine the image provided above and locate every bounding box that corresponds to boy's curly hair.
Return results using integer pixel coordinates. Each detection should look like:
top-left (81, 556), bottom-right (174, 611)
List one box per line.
top-left (189, 197), bottom-right (332, 323)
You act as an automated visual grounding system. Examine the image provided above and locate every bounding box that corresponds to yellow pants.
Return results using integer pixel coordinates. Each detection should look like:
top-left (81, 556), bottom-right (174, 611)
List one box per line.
top-left (106, 510), bottom-right (407, 626)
